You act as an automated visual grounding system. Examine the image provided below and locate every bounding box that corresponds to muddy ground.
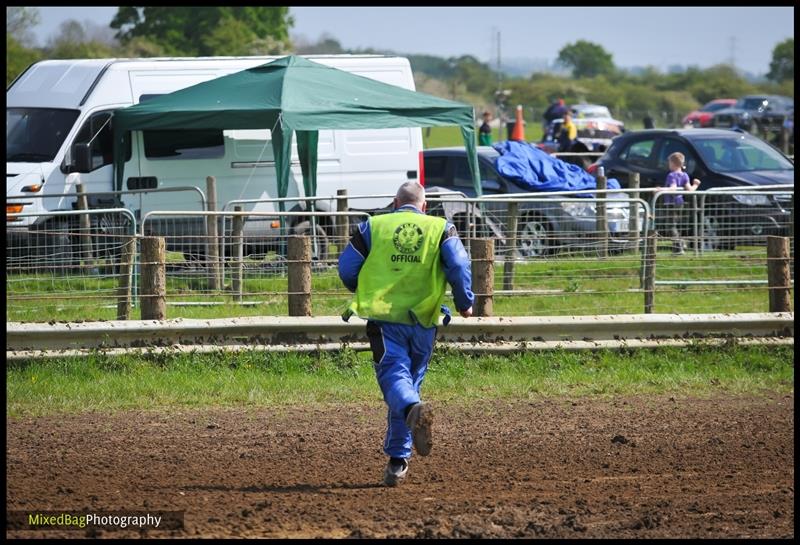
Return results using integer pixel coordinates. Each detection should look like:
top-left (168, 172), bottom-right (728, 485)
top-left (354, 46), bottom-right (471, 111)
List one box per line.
top-left (6, 394), bottom-right (794, 538)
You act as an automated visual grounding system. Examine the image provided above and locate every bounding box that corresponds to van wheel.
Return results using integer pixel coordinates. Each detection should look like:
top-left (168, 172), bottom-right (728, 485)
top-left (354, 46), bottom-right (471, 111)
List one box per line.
top-left (92, 212), bottom-right (133, 274)
top-left (293, 221), bottom-right (329, 262)
top-left (35, 229), bottom-right (76, 275)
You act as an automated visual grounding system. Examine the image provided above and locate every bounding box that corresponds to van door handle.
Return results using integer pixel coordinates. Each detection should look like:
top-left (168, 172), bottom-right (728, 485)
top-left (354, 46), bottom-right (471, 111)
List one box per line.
top-left (406, 170), bottom-right (417, 179)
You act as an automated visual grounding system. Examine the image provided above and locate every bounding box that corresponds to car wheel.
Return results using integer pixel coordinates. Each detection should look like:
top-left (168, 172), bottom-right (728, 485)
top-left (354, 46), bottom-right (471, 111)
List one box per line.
top-left (699, 215), bottom-right (735, 251)
top-left (293, 220), bottom-right (329, 262)
top-left (35, 226), bottom-right (76, 275)
top-left (515, 217), bottom-right (552, 258)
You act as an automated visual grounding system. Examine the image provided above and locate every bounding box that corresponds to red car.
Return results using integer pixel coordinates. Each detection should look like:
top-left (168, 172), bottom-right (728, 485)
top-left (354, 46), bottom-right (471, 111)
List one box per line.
top-left (682, 98), bottom-right (736, 128)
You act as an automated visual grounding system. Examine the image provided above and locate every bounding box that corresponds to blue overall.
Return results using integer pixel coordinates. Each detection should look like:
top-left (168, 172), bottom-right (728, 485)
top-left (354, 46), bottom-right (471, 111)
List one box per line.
top-left (338, 204), bottom-right (474, 459)
top-left (367, 320), bottom-right (437, 459)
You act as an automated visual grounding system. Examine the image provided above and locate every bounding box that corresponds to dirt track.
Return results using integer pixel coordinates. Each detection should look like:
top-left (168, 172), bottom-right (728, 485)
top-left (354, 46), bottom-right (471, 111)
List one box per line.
top-left (6, 394), bottom-right (794, 538)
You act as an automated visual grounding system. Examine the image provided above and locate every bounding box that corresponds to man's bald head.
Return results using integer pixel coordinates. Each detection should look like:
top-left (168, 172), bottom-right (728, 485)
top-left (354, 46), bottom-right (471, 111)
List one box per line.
top-left (394, 181), bottom-right (426, 211)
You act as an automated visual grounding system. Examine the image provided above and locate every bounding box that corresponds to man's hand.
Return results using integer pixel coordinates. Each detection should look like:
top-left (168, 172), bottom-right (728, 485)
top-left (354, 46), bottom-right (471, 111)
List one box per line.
top-left (459, 307), bottom-right (473, 318)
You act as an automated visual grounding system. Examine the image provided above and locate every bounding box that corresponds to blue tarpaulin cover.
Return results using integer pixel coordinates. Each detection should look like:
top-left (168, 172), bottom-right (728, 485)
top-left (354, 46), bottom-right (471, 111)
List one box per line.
top-left (492, 140), bottom-right (620, 196)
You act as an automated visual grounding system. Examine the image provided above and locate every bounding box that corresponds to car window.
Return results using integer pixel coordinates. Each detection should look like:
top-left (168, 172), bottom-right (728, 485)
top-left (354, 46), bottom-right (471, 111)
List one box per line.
top-left (573, 106), bottom-right (611, 118)
top-left (619, 138), bottom-right (656, 167)
top-left (701, 102), bottom-right (732, 113)
top-left (656, 139), bottom-right (696, 173)
top-left (453, 157), bottom-right (480, 189)
top-left (693, 135), bottom-right (793, 172)
top-left (424, 156), bottom-right (448, 185)
top-left (741, 97), bottom-right (766, 110)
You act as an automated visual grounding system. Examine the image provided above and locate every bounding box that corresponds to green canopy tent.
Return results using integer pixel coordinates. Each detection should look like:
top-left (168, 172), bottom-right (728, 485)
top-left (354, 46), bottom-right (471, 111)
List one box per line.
top-left (112, 55), bottom-right (482, 208)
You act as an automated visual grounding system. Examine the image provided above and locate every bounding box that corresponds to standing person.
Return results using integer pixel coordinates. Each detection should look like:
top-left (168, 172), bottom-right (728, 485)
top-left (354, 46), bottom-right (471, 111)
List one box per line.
top-left (542, 98), bottom-right (567, 130)
top-left (479, 111), bottom-right (493, 146)
top-left (558, 110), bottom-right (578, 152)
top-left (656, 151), bottom-right (701, 254)
top-left (338, 181), bottom-right (474, 487)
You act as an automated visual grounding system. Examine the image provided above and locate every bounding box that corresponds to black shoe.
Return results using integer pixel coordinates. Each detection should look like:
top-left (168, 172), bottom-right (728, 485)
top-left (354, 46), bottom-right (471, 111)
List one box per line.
top-left (405, 402), bottom-right (433, 456)
top-left (383, 457), bottom-right (409, 487)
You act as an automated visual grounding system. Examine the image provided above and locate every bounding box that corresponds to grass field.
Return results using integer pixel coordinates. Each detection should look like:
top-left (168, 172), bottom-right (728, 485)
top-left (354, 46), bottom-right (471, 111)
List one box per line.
top-left (422, 125), bottom-right (545, 149)
top-left (7, 343), bottom-right (793, 418)
top-left (6, 248), bottom-right (781, 322)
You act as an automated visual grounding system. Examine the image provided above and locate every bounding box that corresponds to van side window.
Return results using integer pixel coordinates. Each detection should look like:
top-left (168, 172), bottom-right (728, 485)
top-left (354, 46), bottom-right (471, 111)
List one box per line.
top-left (143, 130), bottom-right (225, 160)
top-left (72, 111), bottom-right (130, 171)
top-left (139, 94), bottom-right (226, 160)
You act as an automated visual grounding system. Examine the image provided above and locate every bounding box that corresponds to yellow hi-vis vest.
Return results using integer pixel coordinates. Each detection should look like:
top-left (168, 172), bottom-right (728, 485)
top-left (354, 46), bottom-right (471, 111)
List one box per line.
top-left (349, 211), bottom-right (448, 328)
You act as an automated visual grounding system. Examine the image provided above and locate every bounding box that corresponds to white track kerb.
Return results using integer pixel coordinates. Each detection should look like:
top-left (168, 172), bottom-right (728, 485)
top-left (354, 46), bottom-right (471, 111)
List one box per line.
top-left (6, 313), bottom-right (793, 359)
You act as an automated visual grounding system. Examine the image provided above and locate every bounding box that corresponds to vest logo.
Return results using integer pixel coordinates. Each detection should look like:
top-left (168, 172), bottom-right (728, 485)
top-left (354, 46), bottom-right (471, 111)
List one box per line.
top-left (392, 223), bottom-right (424, 254)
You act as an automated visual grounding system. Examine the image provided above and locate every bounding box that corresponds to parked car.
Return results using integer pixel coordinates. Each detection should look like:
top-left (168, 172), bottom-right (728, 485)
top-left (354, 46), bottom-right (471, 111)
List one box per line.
top-left (589, 128), bottom-right (793, 250)
top-left (711, 95), bottom-right (794, 136)
top-left (537, 103), bottom-right (625, 169)
top-left (423, 147), bottom-right (640, 258)
top-left (682, 98), bottom-right (736, 128)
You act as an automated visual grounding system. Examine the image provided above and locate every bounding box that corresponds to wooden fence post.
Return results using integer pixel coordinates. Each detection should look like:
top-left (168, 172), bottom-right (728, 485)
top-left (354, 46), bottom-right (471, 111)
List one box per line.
top-left (116, 237), bottom-right (136, 320)
top-left (206, 175), bottom-right (221, 291)
top-left (642, 232), bottom-right (656, 313)
top-left (140, 236), bottom-right (166, 320)
top-left (629, 172), bottom-right (640, 254)
top-left (767, 236), bottom-right (791, 313)
top-left (336, 189), bottom-right (349, 257)
top-left (472, 238), bottom-right (494, 317)
top-left (75, 183), bottom-right (96, 271)
top-left (596, 173), bottom-right (608, 258)
top-left (232, 206), bottom-right (244, 303)
top-left (503, 201), bottom-right (519, 291)
top-left (288, 236), bottom-right (312, 316)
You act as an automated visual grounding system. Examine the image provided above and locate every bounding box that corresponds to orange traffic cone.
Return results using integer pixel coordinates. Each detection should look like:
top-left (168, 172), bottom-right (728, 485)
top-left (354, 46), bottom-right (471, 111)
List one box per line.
top-left (511, 104), bottom-right (526, 141)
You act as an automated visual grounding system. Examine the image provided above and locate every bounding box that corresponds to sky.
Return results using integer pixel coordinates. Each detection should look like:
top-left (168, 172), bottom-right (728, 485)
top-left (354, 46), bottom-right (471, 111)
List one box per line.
top-left (28, 6), bottom-right (794, 76)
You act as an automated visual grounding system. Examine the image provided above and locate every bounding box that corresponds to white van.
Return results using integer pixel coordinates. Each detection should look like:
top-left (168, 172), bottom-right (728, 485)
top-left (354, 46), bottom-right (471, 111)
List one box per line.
top-left (7, 55), bottom-right (424, 259)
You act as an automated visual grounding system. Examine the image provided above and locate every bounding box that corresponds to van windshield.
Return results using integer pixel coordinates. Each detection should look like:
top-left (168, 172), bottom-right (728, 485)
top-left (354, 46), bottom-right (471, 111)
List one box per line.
top-left (7, 107), bottom-right (80, 163)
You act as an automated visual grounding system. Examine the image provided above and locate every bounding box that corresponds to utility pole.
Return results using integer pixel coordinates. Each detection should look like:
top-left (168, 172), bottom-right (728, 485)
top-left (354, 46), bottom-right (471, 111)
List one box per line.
top-left (496, 29), bottom-right (505, 142)
top-left (728, 35), bottom-right (736, 69)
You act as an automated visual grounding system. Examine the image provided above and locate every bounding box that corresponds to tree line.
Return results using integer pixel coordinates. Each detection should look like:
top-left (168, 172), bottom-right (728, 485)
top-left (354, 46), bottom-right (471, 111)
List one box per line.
top-left (406, 39), bottom-right (794, 126)
top-left (7, 7), bottom-right (794, 127)
top-left (6, 7), bottom-right (293, 85)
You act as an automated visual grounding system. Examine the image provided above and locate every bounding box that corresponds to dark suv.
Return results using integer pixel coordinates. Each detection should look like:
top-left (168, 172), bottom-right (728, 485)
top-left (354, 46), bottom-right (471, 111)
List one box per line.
top-left (591, 128), bottom-right (793, 249)
top-left (711, 95), bottom-right (793, 136)
top-left (423, 147), bottom-right (641, 258)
